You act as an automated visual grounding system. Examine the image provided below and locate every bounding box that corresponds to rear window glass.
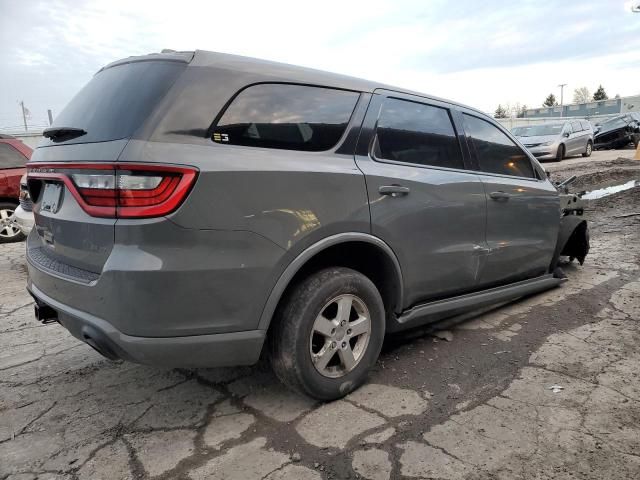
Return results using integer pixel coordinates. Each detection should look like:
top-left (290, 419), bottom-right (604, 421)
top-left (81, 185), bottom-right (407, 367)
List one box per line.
top-left (46, 61), bottom-right (185, 145)
top-left (213, 84), bottom-right (359, 151)
top-left (0, 143), bottom-right (27, 168)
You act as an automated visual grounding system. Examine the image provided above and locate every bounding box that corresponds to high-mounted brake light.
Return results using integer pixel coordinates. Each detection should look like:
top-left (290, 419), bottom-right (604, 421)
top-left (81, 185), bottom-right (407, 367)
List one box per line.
top-left (26, 163), bottom-right (198, 218)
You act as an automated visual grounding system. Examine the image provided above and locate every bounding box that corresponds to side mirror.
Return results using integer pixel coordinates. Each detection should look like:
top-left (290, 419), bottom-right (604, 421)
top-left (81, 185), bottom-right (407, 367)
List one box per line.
top-left (563, 132), bottom-right (570, 138)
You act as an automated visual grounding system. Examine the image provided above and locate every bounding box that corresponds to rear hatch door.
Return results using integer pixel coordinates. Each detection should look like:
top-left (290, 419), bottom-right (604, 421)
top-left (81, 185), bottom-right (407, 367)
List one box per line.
top-left (28, 57), bottom-right (188, 274)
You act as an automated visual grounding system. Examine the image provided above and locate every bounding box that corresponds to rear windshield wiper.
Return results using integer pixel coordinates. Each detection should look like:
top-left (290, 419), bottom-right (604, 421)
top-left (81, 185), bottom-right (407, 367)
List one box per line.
top-left (43, 127), bottom-right (87, 140)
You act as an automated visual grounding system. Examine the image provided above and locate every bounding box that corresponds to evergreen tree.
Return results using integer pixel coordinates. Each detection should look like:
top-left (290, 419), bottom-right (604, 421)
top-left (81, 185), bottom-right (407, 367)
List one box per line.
top-left (593, 85), bottom-right (608, 101)
top-left (494, 105), bottom-right (508, 118)
top-left (542, 94), bottom-right (557, 107)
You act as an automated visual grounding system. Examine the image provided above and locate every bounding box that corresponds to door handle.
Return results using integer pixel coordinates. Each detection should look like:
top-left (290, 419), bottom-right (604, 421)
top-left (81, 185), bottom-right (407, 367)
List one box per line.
top-left (379, 185), bottom-right (410, 197)
top-left (489, 191), bottom-right (511, 201)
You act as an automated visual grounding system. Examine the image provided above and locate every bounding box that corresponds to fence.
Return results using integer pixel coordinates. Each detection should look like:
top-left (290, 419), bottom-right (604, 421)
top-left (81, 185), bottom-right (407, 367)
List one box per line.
top-left (496, 113), bottom-right (620, 131)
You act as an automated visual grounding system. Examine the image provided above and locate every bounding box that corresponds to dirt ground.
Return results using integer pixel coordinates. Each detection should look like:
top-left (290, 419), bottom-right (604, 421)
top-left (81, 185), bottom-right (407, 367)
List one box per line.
top-left (1, 154), bottom-right (639, 480)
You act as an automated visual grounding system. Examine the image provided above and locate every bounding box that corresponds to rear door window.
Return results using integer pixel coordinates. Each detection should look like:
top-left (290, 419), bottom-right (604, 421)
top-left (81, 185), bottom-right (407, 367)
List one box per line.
top-left (213, 84), bottom-right (359, 151)
top-left (0, 143), bottom-right (27, 168)
top-left (462, 114), bottom-right (535, 178)
top-left (373, 97), bottom-right (464, 169)
top-left (46, 61), bottom-right (186, 145)
top-left (571, 121), bottom-right (582, 132)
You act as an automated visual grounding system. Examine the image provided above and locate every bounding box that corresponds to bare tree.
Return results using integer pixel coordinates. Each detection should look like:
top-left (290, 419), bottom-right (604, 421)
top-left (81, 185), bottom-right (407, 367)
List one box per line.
top-left (573, 87), bottom-right (591, 104)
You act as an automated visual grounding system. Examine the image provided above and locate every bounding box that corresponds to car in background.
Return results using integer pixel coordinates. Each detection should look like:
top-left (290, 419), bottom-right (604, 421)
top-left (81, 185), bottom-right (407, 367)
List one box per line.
top-left (594, 113), bottom-right (640, 150)
top-left (512, 120), bottom-right (593, 162)
top-left (15, 174), bottom-right (34, 235)
top-left (0, 134), bottom-right (32, 243)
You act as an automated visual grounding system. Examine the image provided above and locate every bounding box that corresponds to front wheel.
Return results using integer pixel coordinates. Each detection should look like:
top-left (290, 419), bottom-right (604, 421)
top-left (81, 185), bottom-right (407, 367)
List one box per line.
top-left (582, 141), bottom-right (593, 157)
top-left (269, 267), bottom-right (385, 401)
top-left (0, 203), bottom-right (25, 244)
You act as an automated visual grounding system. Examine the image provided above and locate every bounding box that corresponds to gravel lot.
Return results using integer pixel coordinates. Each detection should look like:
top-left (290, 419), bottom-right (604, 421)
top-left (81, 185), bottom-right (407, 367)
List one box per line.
top-left (1, 153), bottom-right (639, 480)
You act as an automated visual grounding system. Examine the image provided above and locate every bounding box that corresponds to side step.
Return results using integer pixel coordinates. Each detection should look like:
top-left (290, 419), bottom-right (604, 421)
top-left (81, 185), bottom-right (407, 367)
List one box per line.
top-left (390, 274), bottom-right (565, 332)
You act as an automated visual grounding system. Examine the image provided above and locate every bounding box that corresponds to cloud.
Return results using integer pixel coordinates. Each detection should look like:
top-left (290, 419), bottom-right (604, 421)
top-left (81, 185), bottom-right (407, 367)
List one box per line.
top-left (0, 0), bottom-right (639, 129)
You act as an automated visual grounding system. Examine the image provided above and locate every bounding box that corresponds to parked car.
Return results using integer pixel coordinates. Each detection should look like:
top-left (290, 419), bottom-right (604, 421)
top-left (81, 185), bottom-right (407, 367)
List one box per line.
top-left (15, 174), bottom-right (34, 235)
top-left (26, 50), bottom-right (589, 400)
top-left (511, 120), bottom-right (593, 162)
top-left (0, 134), bottom-right (32, 243)
top-left (594, 113), bottom-right (640, 150)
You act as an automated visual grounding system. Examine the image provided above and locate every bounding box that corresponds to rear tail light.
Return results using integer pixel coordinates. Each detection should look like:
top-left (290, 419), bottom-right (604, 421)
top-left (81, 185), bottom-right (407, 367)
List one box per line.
top-left (26, 163), bottom-right (198, 218)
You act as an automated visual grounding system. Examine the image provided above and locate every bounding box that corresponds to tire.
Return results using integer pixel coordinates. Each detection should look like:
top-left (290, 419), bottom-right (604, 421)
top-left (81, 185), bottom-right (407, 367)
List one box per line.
top-left (555, 144), bottom-right (565, 162)
top-left (0, 203), bottom-right (25, 244)
top-left (582, 141), bottom-right (592, 158)
top-left (269, 267), bottom-right (385, 401)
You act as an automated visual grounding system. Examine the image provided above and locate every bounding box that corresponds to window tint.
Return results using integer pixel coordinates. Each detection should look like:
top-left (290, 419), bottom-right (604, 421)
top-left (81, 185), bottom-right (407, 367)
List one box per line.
top-left (373, 98), bottom-right (463, 169)
top-left (48, 61), bottom-right (185, 145)
top-left (213, 84), bottom-right (359, 152)
top-left (0, 143), bottom-right (27, 169)
top-left (462, 114), bottom-right (535, 178)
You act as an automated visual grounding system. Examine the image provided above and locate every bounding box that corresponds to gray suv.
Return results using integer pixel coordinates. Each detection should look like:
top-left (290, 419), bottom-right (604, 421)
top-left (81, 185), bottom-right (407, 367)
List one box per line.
top-left (26, 51), bottom-right (589, 400)
top-left (512, 120), bottom-right (594, 161)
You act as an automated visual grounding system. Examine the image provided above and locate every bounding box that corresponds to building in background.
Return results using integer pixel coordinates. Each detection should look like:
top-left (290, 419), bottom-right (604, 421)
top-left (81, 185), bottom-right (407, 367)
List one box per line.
top-left (523, 94), bottom-right (640, 118)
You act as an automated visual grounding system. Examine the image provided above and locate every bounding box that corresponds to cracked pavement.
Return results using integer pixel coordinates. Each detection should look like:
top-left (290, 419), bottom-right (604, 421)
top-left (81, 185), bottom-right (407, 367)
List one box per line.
top-left (1, 158), bottom-right (639, 479)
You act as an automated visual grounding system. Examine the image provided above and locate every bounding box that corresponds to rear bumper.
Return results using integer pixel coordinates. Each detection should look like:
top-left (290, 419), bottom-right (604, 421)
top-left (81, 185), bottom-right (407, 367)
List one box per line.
top-left (28, 282), bottom-right (265, 368)
top-left (14, 205), bottom-right (34, 235)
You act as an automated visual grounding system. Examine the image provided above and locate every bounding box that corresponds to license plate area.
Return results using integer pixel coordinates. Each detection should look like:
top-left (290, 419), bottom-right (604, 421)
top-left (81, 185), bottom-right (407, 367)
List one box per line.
top-left (41, 183), bottom-right (63, 214)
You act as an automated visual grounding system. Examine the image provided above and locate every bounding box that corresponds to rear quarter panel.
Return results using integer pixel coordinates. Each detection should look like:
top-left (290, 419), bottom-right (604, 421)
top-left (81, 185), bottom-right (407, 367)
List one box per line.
top-left (120, 140), bottom-right (371, 251)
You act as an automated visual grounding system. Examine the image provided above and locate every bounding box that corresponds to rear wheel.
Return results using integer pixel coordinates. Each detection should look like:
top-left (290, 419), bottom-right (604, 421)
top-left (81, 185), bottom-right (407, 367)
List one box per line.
top-left (582, 141), bottom-right (593, 157)
top-left (555, 144), bottom-right (565, 162)
top-left (269, 267), bottom-right (385, 401)
top-left (0, 203), bottom-right (25, 244)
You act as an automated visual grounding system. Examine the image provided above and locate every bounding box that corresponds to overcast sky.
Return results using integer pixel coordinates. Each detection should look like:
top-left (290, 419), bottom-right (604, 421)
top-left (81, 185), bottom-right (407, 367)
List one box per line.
top-left (1, 0), bottom-right (639, 130)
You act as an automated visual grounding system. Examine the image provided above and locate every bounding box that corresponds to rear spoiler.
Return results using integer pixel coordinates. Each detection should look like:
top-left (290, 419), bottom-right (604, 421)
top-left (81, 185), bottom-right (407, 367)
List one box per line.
top-left (98, 50), bottom-right (194, 74)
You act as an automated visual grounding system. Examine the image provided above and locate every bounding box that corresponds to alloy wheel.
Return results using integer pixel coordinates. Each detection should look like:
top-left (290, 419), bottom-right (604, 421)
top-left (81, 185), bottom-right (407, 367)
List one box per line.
top-left (0, 208), bottom-right (21, 239)
top-left (309, 294), bottom-right (371, 378)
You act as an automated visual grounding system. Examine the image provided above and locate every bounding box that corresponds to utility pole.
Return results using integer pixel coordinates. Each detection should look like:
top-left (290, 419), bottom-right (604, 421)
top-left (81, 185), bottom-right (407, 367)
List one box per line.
top-left (47, 109), bottom-right (53, 125)
top-left (19, 101), bottom-right (28, 131)
top-left (558, 84), bottom-right (567, 117)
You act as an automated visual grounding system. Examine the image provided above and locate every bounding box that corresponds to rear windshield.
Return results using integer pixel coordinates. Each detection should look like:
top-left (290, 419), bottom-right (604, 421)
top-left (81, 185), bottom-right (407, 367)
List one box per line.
top-left (46, 61), bottom-right (185, 145)
top-left (0, 143), bottom-right (27, 168)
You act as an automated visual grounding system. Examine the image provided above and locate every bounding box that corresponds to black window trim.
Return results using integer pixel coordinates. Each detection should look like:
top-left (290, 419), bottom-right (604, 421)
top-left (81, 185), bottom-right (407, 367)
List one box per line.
top-left (208, 81), bottom-right (363, 154)
top-left (368, 93), bottom-right (473, 176)
top-left (460, 111), bottom-right (544, 182)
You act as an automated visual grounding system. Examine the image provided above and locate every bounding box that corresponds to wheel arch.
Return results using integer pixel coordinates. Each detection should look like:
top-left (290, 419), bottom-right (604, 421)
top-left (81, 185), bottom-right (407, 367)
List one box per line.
top-left (258, 233), bottom-right (404, 331)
